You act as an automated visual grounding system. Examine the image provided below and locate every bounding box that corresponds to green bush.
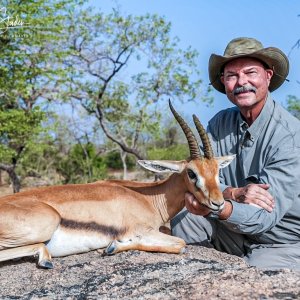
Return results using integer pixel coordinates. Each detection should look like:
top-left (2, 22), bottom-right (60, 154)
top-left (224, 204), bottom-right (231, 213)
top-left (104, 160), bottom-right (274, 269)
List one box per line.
top-left (104, 151), bottom-right (136, 170)
top-left (56, 143), bottom-right (107, 184)
top-left (147, 144), bottom-right (189, 160)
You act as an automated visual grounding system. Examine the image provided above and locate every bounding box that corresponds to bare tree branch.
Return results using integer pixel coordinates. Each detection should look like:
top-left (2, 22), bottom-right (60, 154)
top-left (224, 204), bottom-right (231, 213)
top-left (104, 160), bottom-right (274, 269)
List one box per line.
top-left (95, 103), bottom-right (144, 160)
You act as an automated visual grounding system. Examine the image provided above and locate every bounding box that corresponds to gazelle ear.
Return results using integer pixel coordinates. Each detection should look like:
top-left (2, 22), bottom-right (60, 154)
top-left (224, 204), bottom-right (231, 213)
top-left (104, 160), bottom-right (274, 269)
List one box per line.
top-left (138, 160), bottom-right (187, 173)
top-left (215, 155), bottom-right (236, 169)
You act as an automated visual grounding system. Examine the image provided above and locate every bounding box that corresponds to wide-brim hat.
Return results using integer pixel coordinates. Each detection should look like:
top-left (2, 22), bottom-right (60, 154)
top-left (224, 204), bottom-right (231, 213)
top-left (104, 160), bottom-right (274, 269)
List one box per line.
top-left (209, 37), bottom-right (289, 93)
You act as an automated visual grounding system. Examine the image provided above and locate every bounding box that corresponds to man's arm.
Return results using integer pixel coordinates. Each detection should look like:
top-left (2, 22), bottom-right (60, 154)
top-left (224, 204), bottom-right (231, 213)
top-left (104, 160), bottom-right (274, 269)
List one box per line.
top-left (187, 146), bottom-right (300, 234)
top-left (223, 184), bottom-right (275, 212)
top-left (207, 126), bottom-right (274, 212)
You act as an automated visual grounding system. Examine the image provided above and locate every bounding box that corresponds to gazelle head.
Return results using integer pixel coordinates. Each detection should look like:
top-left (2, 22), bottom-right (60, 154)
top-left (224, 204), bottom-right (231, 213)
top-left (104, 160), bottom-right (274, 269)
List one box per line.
top-left (138, 100), bottom-right (235, 213)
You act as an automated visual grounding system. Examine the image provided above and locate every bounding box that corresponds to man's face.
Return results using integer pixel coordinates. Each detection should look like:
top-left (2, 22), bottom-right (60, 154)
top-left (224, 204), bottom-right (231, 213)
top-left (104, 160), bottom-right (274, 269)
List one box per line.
top-left (220, 58), bottom-right (273, 109)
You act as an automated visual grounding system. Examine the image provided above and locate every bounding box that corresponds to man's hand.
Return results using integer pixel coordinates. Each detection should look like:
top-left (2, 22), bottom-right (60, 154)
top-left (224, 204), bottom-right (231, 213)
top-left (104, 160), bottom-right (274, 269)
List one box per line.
top-left (185, 192), bottom-right (211, 216)
top-left (224, 184), bottom-right (275, 212)
top-left (185, 192), bottom-right (233, 219)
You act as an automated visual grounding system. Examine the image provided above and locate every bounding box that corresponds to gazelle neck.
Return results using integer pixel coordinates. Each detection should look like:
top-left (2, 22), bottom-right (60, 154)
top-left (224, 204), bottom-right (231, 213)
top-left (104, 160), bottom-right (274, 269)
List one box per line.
top-left (114, 174), bottom-right (186, 224)
top-left (160, 173), bottom-right (186, 221)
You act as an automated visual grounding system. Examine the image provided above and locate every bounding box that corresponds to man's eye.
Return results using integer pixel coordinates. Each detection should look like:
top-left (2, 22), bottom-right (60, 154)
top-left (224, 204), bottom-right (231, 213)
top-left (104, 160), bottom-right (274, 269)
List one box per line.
top-left (187, 169), bottom-right (197, 180)
top-left (225, 74), bottom-right (237, 80)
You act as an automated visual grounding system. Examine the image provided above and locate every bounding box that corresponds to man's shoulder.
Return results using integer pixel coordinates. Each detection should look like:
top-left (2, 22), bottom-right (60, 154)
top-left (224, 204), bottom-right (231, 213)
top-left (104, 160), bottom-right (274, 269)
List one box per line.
top-left (209, 106), bottom-right (239, 126)
top-left (269, 100), bottom-right (300, 148)
top-left (273, 101), bottom-right (300, 125)
top-left (208, 107), bottom-right (239, 139)
top-left (273, 101), bottom-right (300, 134)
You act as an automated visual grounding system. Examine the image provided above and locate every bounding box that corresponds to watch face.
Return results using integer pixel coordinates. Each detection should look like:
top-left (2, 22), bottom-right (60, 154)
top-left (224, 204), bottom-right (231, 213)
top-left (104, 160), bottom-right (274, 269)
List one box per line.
top-left (206, 211), bottom-right (220, 219)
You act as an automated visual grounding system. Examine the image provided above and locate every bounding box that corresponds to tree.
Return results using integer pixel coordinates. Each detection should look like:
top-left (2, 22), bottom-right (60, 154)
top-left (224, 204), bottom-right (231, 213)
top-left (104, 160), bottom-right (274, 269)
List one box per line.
top-left (0, 0), bottom-right (85, 192)
top-left (0, 2), bottom-right (209, 188)
top-left (0, 108), bottom-right (45, 192)
top-left (60, 7), bottom-right (207, 178)
top-left (286, 95), bottom-right (300, 120)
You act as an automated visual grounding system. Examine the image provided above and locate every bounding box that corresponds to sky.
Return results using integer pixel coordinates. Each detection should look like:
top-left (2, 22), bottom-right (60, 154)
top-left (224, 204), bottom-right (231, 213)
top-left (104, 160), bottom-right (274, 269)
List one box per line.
top-left (89, 0), bottom-right (300, 126)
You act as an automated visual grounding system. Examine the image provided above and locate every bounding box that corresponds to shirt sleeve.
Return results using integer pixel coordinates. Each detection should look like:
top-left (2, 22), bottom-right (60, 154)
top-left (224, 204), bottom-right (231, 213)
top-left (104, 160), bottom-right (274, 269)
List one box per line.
top-left (223, 144), bottom-right (300, 235)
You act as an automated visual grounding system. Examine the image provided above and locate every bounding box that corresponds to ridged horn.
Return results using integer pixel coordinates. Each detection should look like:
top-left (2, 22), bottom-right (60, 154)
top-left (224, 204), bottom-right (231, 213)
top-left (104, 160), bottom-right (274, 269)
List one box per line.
top-left (193, 114), bottom-right (214, 159)
top-left (169, 99), bottom-right (202, 159)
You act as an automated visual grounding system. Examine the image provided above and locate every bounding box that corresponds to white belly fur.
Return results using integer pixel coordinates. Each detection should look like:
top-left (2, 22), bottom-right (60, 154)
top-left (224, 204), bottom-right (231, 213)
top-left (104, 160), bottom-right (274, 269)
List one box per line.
top-left (46, 226), bottom-right (111, 257)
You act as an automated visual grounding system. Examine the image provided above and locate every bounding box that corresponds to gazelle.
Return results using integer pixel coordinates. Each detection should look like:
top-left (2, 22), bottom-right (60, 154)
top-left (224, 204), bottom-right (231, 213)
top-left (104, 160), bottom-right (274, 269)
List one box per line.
top-left (0, 101), bottom-right (235, 269)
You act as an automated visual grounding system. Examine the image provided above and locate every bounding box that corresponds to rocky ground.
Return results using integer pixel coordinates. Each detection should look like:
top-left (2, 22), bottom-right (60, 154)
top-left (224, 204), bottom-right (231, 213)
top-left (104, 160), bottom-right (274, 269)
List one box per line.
top-left (0, 245), bottom-right (299, 299)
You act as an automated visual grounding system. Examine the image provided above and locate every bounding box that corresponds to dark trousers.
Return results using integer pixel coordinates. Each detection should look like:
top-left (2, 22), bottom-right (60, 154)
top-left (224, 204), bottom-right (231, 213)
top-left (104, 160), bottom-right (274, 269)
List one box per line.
top-left (171, 208), bottom-right (300, 271)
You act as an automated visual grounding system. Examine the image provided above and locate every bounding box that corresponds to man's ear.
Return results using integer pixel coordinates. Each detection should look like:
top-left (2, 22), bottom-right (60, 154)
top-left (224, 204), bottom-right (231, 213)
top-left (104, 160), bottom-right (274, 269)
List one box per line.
top-left (215, 155), bottom-right (236, 169)
top-left (220, 74), bottom-right (225, 85)
top-left (266, 68), bottom-right (274, 86)
top-left (138, 160), bottom-right (187, 173)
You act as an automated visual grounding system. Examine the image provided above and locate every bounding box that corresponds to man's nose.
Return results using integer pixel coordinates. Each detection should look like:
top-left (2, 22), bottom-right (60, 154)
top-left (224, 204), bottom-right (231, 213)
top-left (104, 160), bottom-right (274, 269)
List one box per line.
top-left (237, 73), bottom-right (248, 86)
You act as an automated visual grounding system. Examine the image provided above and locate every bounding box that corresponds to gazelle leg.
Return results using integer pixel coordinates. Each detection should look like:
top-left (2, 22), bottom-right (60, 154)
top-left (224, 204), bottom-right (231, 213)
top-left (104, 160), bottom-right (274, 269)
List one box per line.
top-left (0, 201), bottom-right (61, 267)
top-left (0, 243), bottom-right (53, 269)
top-left (105, 230), bottom-right (186, 255)
top-left (159, 221), bottom-right (171, 235)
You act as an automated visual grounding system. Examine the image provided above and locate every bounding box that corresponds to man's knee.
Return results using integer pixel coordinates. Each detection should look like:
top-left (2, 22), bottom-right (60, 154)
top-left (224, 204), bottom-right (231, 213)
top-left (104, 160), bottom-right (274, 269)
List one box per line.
top-left (244, 244), bottom-right (300, 271)
top-left (171, 209), bottom-right (213, 244)
top-left (171, 209), bottom-right (248, 256)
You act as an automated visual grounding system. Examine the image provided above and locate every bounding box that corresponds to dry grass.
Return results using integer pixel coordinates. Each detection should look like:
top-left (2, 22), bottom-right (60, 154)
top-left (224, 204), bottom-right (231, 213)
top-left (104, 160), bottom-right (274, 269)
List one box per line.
top-left (0, 185), bottom-right (13, 196)
top-left (0, 170), bottom-right (155, 197)
top-left (0, 185), bottom-right (35, 197)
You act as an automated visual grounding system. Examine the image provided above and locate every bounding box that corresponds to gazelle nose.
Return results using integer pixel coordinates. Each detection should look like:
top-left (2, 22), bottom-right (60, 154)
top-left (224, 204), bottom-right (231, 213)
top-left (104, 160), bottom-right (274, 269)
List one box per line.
top-left (209, 200), bottom-right (225, 212)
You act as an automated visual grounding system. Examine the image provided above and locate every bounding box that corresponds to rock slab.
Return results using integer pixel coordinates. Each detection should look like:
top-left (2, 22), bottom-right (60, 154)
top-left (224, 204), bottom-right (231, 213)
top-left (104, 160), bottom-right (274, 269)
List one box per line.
top-left (0, 246), bottom-right (299, 299)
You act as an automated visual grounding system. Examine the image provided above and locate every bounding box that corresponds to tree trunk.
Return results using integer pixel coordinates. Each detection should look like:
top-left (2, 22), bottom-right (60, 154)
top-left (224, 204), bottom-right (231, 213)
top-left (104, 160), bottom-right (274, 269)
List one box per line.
top-left (0, 164), bottom-right (21, 193)
top-left (120, 150), bottom-right (128, 180)
top-left (7, 168), bottom-right (21, 193)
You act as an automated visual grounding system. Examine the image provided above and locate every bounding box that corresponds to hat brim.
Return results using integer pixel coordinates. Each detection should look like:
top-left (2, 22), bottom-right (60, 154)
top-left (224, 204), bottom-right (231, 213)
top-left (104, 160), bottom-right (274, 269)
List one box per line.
top-left (209, 47), bottom-right (289, 93)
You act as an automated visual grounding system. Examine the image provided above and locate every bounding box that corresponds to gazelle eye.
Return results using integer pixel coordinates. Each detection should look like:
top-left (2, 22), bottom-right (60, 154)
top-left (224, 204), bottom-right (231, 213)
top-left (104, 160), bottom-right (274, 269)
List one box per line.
top-left (187, 169), bottom-right (197, 181)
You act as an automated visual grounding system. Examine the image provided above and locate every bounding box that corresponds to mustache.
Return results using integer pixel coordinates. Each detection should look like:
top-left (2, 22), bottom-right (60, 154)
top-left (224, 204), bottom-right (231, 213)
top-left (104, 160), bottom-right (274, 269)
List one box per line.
top-left (233, 85), bottom-right (257, 95)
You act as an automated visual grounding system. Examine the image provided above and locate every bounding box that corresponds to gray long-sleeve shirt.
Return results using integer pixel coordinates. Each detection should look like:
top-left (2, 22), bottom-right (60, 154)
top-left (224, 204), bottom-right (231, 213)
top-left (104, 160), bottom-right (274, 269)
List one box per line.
top-left (207, 94), bottom-right (300, 244)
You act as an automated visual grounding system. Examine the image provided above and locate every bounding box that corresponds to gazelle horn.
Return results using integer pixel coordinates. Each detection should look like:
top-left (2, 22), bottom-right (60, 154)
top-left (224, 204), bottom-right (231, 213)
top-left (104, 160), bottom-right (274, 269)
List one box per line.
top-left (168, 99), bottom-right (202, 159)
top-left (193, 114), bottom-right (214, 159)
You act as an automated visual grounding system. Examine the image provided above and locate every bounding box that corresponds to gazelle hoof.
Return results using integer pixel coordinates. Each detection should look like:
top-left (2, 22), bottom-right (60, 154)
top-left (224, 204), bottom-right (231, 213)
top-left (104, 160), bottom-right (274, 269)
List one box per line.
top-left (105, 241), bottom-right (117, 255)
top-left (180, 247), bottom-right (186, 254)
top-left (39, 260), bottom-right (54, 269)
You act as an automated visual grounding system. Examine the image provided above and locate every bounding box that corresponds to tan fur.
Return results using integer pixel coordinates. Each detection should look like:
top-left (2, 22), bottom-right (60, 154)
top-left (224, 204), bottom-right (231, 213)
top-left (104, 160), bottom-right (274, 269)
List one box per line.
top-left (0, 155), bottom-right (233, 268)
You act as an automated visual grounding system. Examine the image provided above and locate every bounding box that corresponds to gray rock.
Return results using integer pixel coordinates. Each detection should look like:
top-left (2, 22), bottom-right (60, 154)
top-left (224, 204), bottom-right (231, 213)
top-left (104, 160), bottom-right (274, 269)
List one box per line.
top-left (0, 245), bottom-right (299, 299)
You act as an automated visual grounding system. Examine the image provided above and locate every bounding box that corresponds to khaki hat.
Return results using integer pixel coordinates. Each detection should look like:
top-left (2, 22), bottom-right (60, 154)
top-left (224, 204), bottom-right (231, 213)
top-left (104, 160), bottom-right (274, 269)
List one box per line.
top-left (209, 37), bottom-right (289, 93)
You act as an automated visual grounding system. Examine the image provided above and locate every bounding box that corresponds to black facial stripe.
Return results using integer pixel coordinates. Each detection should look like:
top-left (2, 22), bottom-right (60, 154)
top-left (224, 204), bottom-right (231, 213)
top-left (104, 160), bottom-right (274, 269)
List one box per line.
top-left (60, 218), bottom-right (126, 238)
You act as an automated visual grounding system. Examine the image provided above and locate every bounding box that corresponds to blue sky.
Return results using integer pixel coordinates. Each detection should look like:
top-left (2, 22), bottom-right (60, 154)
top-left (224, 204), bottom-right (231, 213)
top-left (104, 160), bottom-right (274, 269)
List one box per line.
top-left (89, 0), bottom-right (300, 125)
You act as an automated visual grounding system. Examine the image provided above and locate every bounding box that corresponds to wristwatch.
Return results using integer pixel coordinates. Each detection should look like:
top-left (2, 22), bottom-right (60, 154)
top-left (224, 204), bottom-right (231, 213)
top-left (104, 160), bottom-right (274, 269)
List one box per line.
top-left (205, 210), bottom-right (222, 219)
top-left (205, 199), bottom-right (231, 219)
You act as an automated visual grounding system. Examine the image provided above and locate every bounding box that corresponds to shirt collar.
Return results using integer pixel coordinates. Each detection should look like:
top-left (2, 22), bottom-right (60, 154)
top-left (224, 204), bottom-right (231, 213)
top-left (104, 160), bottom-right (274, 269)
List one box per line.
top-left (238, 93), bottom-right (274, 141)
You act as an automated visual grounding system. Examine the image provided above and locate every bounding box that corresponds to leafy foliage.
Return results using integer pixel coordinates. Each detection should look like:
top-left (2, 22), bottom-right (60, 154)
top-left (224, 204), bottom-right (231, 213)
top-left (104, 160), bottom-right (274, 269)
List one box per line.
top-left (286, 95), bottom-right (300, 120)
top-left (0, 0), bottom-right (86, 191)
top-left (147, 144), bottom-right (189, 161)
top-left (0, 0), bottom-right (84, 110)
top-left (0, 108), bottom-right (45, 162)
top-left (0, 1), bottom-right (209, 190)
top-left (62, 7), bottom-right (206, 163)
top-left (104, 151), bottom-right (135, 170)
top-left (56, 142), bottom-right (107, 184)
